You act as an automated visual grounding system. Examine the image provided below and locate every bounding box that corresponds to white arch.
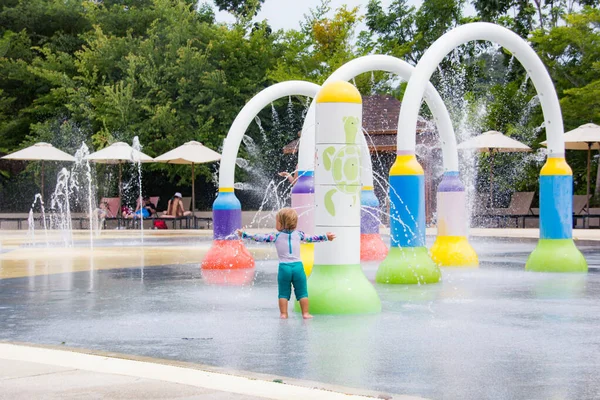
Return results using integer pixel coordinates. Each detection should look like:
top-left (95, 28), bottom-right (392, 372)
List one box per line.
top-left (218, 81), bottom-right (320, 188)
top-left (397, 22), bottom-right (564, 156)
top-left (360, 131), bottom-right (376, 188)
top-left (298, 55), bottom-right (460, 174)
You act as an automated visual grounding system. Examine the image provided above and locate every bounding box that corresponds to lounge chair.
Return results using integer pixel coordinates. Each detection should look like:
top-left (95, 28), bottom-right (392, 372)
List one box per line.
top-left (587, 207), bottom-right (600, 228)
top-left (155, 196), bottom-right (193, 229)
top-left (471, 193), bottom-right (491, 217)
top-left (100, 197), bottom-right (120, 218)
top-left (481, 192), bottom-right (535, 227)
top-left (178, 197), bottom-right (212, 229)
top-left (571, 195), bottom-right (600, 228)
top-left (148, 196), bottom-right (159, 209)
top-left (490, 192), bottom-right (534, 215)
top-left (182, 197), bottom-right (191, 212)
top-left (573, 194), bottom-right (591, 215)
top-left (98, 197), bottom-right (121, 228)
top-left (127, 196), bottom-right (161, 228)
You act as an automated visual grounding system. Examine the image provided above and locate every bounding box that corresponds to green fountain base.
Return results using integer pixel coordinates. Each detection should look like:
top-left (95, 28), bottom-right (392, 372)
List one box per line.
top-left (376, 246), bottom-right (442, 284)
top-left (526, 238), bottom-right (587, 273)
top-left (294, 264), bottom-right (381, 314)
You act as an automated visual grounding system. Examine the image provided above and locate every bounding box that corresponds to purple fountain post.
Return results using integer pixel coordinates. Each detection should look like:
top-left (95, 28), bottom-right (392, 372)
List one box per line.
top-left (291, 171), bottom-right (315, 275)
top-left (291, 171), bottom-right (315, 232)
top-left (430, 171), bottom-right (478, 267)
top-left (202, 189), bottom-right (255, 271)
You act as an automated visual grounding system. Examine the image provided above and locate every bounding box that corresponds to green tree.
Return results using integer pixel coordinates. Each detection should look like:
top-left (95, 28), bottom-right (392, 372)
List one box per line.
top-left (269, 1), bottom-right (383, 92)
top-left (363, 0), bottom-right (464, 64)
top-left (472, 0), bottom-right (599, 35)
top-left (0, 0), bottom-right (281, 210)
top-left (213, 0), bottom-right (265, 23)
top-left (531, 7), bottom-right (600, 197)
top-left (0, 0), bottom-right (91, 152)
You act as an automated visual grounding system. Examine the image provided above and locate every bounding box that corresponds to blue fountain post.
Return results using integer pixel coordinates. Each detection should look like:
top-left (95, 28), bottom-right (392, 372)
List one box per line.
top-left (376, 153), bottom-right (441, 284)
top-left (430, 171), bottom-right (478, 267)
top-left (526, 158), bottom-right (587, 272)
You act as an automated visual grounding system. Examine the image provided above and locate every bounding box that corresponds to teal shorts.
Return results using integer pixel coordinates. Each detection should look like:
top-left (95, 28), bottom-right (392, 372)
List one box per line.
top-left (278, 261), bottom-right (308, 300)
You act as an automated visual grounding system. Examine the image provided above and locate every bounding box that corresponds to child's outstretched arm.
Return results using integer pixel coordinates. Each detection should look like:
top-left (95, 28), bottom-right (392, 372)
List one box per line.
top-left (299, 231), bottom-right (336, 242)
top-left (236, 230), bottom-right (277, 243)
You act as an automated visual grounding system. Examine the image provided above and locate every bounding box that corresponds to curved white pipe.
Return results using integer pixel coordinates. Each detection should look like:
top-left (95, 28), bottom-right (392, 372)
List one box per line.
top-left (360, 133), bottom-right (375, 188)
top-left (298, 55), bottom-right (459, 172)
top-left (219, 81), bottom-right (321, 188)
top-left (397, 22), bottom-right (564, 156)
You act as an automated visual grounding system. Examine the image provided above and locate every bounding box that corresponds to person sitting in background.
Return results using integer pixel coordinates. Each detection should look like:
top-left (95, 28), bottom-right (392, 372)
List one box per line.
top-left (92, 200), bottom-right (111, 231)
top-left (161, 192), bottom-right (191, 218)
top-left (278, 164), bottom-right (299, 186)
top-left (94, 200), bottom-right (110, 219)
top-left (122, 204), bottom-right (134, 219)
top-left (134, 196), bottom-right (156, 219)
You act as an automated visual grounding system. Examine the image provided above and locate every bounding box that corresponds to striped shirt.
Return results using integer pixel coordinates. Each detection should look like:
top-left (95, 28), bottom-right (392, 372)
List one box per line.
top-left (241, 230), bottom-right (328, 263)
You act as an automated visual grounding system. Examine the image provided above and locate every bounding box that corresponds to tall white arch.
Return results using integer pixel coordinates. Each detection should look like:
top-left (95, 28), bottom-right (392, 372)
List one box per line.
top-left (298, 55), bottom-right (460, 174)
top-left (396, 22), bottom-right (564, 156)
top-left (218, 81), bottom-right (321, 189)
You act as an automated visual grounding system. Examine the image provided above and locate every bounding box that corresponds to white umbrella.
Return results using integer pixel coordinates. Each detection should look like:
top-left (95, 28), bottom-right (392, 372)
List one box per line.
top-left (2, 142), bottom-right (76, 198)
top-left (86, 142), bottom-right (154, 205)
top-left (458, 131), bottom-right (531, 206)
top-left (154, 141), bottom-right (221, 212)
top-left (541, 123), bottom-right (600, 213)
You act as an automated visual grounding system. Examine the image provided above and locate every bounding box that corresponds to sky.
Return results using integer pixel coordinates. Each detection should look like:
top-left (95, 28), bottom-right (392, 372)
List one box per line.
top-left (212, 0), bottom-right (410, 32)
top-left (210, 0), bottom-right (477, 34)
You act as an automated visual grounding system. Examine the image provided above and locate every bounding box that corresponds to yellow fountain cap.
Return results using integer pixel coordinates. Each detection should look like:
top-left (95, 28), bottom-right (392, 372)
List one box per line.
top-left (540, 157), bottom-right (572, 176)
top-left (316, 81), bottom-right (362, 104)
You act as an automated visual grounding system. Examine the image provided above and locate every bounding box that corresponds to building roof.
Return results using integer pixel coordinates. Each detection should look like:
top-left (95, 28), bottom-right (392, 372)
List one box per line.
top-left (363, 94), bottom-right (402, 134)
top-left (283, 94), bottom-right (438, 154)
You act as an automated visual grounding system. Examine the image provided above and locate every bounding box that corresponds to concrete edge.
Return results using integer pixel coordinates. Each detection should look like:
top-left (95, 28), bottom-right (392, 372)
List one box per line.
top-left (0, 342), bottom-right (425, 400)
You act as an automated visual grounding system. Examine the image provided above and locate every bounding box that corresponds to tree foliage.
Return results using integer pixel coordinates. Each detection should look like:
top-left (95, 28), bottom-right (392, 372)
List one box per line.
top-left (0, 0), bottom-right (598, 209)
top-left (269, 1), bottom-right (362, 84)
top-left (362, 0), bottom-right (464, 64)
top-left (214, 0), bottom-right (265, 23)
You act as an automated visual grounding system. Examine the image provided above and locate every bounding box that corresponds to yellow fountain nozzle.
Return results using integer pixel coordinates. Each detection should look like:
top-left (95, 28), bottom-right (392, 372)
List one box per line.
top-left (540, 157), bottom-right (572, 176)
top-left (390, 154), bottom-right (424, 176)
top-left (316, 81), bottom-right (362, 104)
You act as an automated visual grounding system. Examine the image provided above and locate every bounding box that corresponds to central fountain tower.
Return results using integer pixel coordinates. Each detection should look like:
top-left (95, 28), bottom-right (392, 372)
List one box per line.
top-left (306, 80), bottom-right (381, 314)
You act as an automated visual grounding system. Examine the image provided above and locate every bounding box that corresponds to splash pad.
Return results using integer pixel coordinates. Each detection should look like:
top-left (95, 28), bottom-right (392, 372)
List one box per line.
top-left (203, 22), bottom-right (587, 315)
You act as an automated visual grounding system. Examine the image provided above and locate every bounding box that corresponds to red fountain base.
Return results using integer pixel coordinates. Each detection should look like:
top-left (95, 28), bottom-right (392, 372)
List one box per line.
top-left (360, 233), bottom-right (388, 261)
top-left (201, 240), bottom-right (255, 270)
top-left (201, 268), bottom-right (256, 286)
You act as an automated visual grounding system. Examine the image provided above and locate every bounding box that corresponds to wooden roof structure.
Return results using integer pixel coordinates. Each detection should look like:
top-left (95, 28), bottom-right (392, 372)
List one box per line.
top-left (283, 94), bottom-right (438, 154)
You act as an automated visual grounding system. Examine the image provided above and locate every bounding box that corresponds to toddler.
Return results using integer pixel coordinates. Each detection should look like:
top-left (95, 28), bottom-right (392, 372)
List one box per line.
top-left (237, 208), bottom-right (335, 319)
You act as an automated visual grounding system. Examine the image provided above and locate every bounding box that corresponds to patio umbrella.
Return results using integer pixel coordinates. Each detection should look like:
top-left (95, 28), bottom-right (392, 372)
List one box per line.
top-left (1, 142), bottom-right (76, 199)
top-left (457, 130), bottom-right (531, 206)
top-left (86, 142), bottom-right (154, 206)
top-left (154, 141), bottom-right (221, 213)
top-left (541, 123), bottom-right (600, 213)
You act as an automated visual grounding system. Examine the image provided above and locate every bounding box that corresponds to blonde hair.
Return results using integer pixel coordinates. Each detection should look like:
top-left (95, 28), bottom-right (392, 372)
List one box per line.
top-left (277, 208), bottom-right (298, 231)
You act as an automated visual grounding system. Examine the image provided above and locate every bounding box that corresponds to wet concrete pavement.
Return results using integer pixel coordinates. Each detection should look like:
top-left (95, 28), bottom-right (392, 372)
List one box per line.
top-left (1, 343), bottom-right (396, 400)
top-left (1, 233), bottom-right (600, 399)
top-left (1, 358), bottom-right (256, 400)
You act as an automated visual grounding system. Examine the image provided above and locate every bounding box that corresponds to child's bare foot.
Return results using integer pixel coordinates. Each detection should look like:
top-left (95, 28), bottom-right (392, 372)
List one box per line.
top-left (302, 313), bottom-right (313, 319)
top-left (280, 313), bottom-right (288, 319)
